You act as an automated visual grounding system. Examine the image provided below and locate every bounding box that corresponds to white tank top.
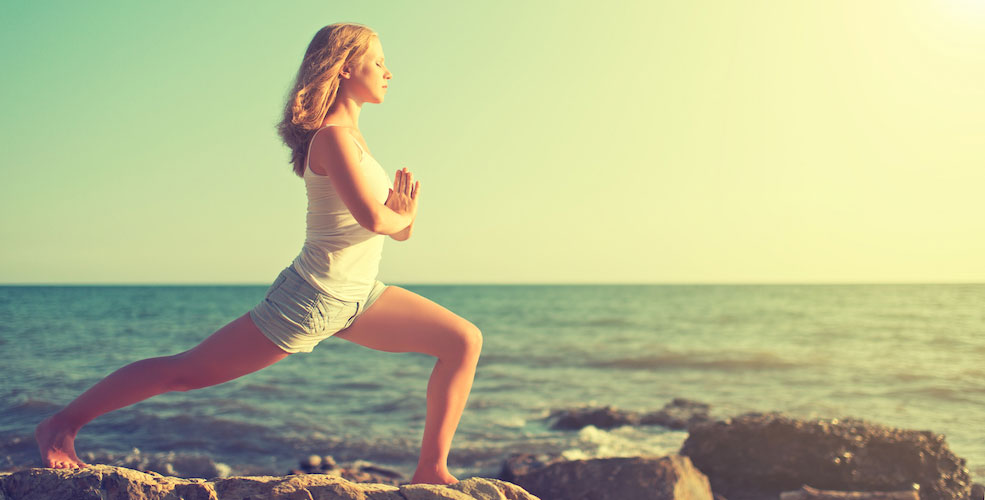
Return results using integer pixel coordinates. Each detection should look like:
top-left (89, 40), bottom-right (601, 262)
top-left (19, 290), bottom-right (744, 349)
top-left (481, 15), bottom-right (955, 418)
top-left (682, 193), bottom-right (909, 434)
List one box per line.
top-left (290, 125), bottom-right (391, 302)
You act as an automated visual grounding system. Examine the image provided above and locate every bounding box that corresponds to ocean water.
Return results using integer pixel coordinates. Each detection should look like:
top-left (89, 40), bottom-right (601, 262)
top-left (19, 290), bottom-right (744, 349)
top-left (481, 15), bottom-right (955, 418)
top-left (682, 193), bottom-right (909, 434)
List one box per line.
top-left (1, 283), bottom-right (983, 483)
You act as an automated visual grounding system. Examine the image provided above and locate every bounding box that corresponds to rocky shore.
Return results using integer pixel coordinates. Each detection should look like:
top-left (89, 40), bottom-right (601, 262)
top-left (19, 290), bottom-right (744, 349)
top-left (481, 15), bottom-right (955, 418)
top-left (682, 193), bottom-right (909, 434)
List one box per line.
top-left (5, 399), bottom-right (983, 500)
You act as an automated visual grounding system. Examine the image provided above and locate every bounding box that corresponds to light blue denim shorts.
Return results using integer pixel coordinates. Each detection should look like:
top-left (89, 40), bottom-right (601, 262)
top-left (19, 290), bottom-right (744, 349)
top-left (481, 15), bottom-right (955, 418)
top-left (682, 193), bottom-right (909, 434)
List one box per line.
top-left (249, 264), bottom-right (388, 354)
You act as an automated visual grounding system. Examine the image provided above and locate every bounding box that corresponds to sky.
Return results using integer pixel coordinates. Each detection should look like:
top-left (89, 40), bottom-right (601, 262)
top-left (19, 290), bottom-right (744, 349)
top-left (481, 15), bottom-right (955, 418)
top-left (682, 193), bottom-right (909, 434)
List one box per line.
top-left (2, 0), bottom-right (983, 285)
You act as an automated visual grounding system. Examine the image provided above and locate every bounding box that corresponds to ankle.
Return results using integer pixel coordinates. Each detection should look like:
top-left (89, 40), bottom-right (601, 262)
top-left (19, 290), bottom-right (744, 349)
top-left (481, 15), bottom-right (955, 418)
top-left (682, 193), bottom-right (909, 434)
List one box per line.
top-left (48, 412), bottom-right (82, 434)
top-left (414, 461), bottom-right (449, 475)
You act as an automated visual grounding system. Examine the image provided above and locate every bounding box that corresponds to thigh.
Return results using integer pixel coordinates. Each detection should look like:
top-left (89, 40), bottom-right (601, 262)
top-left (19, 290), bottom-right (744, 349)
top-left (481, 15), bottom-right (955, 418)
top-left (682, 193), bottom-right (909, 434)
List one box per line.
top-left (333, 286), bottom-right (480, 358)
top-left (171, 312), bottom-right (291, 387)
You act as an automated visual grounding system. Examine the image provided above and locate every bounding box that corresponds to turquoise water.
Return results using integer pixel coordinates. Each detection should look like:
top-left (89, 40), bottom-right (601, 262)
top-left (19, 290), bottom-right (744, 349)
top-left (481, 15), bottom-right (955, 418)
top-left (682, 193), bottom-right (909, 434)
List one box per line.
top-left (1, 283), bottom-right (982, 482)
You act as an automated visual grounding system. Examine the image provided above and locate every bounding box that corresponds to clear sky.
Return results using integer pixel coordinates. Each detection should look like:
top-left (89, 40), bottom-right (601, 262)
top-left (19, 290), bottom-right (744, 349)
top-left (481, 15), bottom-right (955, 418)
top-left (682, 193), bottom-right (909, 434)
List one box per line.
top-left (2, 1), bottom-right (983, 285)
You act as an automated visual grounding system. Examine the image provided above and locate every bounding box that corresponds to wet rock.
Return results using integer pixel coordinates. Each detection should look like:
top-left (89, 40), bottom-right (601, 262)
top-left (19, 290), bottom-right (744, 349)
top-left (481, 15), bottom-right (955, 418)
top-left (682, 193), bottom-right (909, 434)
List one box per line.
top-left (503, 454), bottom-right (712, 500)
top-left (680, 412), bottom-right (973, 500)
top-left (0, 464), bottom-right (541, 499)
top-left (548, 398), bottom-right (713, 431)
top-left (499, 452), bottom-right (569, 482)
top-left (549, 405), bottom-right (639, 430)
top-left (640, 398), bottom-right (713, 431)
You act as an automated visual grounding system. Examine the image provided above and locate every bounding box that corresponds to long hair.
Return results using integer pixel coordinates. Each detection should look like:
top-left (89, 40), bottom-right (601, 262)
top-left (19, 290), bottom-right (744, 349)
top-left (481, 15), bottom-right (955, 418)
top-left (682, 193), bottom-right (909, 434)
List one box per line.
top-left (276, 23), bottom-right (378, 178)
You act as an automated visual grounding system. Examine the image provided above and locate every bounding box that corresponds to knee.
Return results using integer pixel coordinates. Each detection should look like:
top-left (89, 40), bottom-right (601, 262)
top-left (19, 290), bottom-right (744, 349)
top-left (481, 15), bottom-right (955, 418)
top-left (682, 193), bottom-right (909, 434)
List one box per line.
top-left (457, 323), bottom-right (483, 358)
top-left (435, 322), bottom-right (482, 360)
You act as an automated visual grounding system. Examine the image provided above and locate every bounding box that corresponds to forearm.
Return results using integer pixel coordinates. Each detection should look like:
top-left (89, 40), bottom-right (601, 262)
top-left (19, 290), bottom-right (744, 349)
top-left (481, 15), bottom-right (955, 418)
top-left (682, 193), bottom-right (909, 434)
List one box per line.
top-left (391, 219), bottom-right (414, 241)
top-left (372, 204), bottom-right (414, 235)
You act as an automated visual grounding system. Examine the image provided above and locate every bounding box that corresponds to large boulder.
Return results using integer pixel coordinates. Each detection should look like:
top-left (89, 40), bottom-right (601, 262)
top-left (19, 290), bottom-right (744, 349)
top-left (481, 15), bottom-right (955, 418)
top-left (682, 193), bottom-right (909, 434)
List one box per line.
top-left (502, 454), bottom-right (713, 500)
top-left (0, 464), bottom-right (540, 500)
top-left (680, 412), bottom-right (973, 500)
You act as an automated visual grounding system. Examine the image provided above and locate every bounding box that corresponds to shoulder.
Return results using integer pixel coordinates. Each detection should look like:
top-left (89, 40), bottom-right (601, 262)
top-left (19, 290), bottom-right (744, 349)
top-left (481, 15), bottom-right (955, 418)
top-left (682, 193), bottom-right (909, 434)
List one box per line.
top-left (308, 127), bottom-right (362, 174)
top-left (310, 127), bottom-right (361, 161)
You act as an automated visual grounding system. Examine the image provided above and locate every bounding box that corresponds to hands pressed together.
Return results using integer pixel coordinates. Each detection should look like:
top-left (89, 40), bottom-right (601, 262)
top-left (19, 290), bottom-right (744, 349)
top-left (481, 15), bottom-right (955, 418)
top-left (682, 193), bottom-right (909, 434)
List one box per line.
top-left (385, 167), bottom-right (420, 222)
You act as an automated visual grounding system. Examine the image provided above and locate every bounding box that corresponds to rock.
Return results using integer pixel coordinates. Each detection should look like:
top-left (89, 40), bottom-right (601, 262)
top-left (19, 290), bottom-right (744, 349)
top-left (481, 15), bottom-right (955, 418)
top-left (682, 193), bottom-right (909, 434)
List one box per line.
top-left (304, 454), bottom-right (322, 469)
top-left (549, 405), bottom-right (639, 430)
top-left (290, 455), bottom-right (407, 486)
top-left (779, 483), bottom-right (919, 499)
top-left (75, 447), bottom-right (231, 479)
top-left (499, 453), bottom-right (568, 482)
top-left (548, 398), bottom-right (713, 431)
top-left (0, 464), bottom-right (541, 500)
top-left (503, 454), bottom-right (713, 500)
top-left (680, 412), bottom-right (973, 500)
top-left (361, 464), bottom-right (405, 479)
top-left (640, 398), bottom-right (713, 431)
top-left (971, 482), bottom-right (985, 500)
top-left (403, 477), bottom-right (536, 500)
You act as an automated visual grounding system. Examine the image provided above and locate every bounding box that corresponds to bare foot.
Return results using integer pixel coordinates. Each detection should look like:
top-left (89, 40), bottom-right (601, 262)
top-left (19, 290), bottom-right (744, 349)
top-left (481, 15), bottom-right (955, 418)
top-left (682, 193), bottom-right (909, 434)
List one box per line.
top-left (35, 415), bottom-right (89, 469)
top-left (410, 468), bottom-right (458, 485)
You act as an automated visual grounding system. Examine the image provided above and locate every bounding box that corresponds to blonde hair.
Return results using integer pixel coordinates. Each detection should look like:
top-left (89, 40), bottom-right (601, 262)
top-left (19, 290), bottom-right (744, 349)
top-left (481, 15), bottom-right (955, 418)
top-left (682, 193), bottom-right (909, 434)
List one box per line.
top-left (276, 23), bottom-right (378, 178)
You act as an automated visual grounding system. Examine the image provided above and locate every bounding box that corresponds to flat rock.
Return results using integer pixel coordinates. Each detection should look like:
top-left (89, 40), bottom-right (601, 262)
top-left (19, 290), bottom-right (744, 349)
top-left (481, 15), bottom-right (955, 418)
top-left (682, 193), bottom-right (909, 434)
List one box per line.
top-left (0, 464), bottom-right (541, 500)
top-left (680, 411), bottom-right (973, 500)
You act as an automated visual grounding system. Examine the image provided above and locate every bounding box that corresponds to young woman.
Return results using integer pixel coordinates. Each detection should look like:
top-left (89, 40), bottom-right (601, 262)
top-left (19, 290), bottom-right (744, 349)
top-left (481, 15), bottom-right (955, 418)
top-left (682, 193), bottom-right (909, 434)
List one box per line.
top-left (34, 23), bottom-right (481, 486)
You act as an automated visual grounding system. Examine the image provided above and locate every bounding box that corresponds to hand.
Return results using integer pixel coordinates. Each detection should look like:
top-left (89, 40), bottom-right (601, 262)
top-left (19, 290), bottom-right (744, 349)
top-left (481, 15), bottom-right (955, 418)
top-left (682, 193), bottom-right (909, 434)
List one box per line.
top-left (384, 167), bottom-right (420, 220)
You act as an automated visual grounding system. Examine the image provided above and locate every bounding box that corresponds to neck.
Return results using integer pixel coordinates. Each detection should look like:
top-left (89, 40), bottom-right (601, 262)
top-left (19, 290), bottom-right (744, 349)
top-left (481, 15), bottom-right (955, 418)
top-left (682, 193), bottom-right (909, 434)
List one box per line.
top-left (322, 91), bottom-right (363, 129)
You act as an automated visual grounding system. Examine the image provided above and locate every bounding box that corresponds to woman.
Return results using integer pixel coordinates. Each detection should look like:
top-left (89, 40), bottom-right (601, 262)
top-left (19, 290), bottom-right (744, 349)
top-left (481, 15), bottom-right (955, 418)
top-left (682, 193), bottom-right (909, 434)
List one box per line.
top-left (34, 23), bottom-right (481, 486)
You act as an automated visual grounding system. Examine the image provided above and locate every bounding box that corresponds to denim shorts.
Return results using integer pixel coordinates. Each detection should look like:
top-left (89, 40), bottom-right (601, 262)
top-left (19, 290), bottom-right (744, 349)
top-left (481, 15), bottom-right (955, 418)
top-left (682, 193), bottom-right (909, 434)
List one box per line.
top-left (249, 265), bottom-right (388, 354)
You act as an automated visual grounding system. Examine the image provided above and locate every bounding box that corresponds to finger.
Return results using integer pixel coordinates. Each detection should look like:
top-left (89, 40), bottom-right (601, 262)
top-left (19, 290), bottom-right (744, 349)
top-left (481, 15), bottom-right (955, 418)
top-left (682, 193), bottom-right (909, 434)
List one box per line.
top-left (412, 180), bottom-right (420, 199)
top-left (404, 171), bottom-right (413, 193)
top-left (397, 168), bottom-right (406, 193)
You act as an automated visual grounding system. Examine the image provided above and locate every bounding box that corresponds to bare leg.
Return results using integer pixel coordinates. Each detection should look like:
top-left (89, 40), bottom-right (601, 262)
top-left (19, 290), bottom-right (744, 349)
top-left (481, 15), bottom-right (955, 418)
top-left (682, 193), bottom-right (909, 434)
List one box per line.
top-left (35, 312), bottom-right (291, 469)
top-left (334, 286), bottom-right (482, 485)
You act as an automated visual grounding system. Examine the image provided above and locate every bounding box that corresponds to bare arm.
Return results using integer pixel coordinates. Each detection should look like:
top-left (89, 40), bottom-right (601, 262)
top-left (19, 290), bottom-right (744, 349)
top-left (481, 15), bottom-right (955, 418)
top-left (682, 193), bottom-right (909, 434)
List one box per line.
top-left (390, 218), bottom-right (414, 241)
top-left (311, 128), bottom-right (412, 234)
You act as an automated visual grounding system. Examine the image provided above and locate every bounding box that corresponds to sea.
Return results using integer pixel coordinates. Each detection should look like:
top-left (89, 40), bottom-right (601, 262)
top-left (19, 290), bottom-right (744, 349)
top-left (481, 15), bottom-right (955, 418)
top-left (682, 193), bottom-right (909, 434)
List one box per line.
top-left (1, 283), bottom-right (983, 484)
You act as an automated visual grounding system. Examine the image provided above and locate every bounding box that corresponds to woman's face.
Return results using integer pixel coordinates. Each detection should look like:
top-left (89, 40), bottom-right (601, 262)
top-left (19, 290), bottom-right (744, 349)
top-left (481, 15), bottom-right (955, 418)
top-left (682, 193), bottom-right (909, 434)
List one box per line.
top-left (345, 36), bottom-right (392, 104)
